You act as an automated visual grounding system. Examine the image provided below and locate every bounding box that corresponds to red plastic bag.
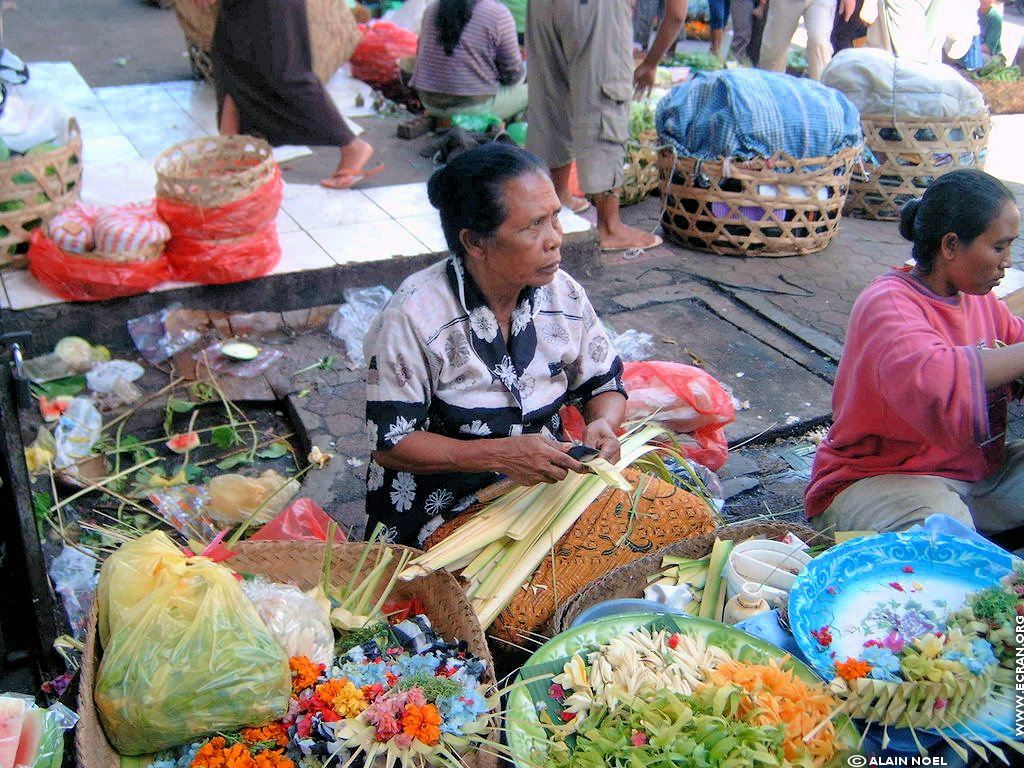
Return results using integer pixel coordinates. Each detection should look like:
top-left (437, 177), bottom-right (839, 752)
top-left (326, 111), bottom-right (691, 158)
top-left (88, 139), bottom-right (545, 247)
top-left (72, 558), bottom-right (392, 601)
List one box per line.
top-left (623, 361), bottom-right (735, 470)
top-left (558, 361), bottom-right (735, 471)
top-left (249, 498), bottom-right (348, 543)
top-left (165, 221), bottom-right (281, 284)
top-left (156, 167), bottom-right (283, 241)
top-left (350, 21), bottom-right (418, 88)
top-left (27, 229), bottom-right (171, 301)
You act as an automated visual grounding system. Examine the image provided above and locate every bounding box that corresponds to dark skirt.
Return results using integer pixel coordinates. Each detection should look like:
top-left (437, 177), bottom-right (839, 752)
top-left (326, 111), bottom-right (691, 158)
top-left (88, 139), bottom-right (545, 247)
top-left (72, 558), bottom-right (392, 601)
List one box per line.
top-left (212, 0), bottom-right (355, 147)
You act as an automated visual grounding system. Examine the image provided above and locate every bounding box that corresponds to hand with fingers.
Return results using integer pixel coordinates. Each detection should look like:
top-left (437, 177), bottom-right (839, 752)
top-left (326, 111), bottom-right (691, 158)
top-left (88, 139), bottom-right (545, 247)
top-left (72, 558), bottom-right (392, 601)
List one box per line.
top-left (491, 434), bottom-right (585, 486)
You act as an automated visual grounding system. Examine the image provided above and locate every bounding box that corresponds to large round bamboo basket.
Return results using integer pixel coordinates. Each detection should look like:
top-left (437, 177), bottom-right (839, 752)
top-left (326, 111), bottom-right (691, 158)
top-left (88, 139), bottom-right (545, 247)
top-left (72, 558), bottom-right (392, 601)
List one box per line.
top-left (846, 113), bottom-right (990, 221)
top-left (76, 541), bottom-right (499, 768)
top-left (154, 134), bottom-right (277, 208)
top-left (553, 520), bottom-right (833, 634)
top-left (657, 145), bottom-right (859, 257)
top-left (0, 118), bottom-right (83, 268)
top-left (172, 0), bottom-right (361, 85)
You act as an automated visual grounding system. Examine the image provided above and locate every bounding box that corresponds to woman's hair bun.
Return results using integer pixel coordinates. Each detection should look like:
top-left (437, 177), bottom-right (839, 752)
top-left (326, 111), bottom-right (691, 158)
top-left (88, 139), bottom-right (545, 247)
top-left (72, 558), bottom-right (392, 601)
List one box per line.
top-left (427, 165), bottom-right (448, 210)
top-left (898, 198), bottom-right (920, 241)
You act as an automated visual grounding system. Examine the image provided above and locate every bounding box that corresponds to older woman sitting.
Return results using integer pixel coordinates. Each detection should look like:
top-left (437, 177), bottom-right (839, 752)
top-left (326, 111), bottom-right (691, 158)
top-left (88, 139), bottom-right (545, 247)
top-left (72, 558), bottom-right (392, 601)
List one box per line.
top-left (806, 169), bottom-right (1024, 535)
top-left (363, 143), bottom-right (626, 545)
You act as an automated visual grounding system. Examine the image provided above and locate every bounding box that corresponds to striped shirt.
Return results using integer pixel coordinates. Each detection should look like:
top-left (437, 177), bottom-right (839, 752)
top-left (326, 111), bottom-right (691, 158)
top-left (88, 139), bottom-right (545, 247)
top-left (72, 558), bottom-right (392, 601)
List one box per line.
top-left (411, 0), bottom-right (524, 97)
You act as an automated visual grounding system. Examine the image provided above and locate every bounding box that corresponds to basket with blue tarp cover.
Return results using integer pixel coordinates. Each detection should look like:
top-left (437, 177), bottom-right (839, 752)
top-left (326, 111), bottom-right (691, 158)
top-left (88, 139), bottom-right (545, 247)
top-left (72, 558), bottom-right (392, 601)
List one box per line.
top-left (654, 69), bottom-right (862, 257)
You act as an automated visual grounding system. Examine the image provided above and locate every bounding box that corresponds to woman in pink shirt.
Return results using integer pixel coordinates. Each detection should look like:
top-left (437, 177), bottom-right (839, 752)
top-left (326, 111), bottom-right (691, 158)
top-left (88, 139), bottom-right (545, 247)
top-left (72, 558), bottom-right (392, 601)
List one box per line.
top-left (806, 169), bottom-right (1024, 534)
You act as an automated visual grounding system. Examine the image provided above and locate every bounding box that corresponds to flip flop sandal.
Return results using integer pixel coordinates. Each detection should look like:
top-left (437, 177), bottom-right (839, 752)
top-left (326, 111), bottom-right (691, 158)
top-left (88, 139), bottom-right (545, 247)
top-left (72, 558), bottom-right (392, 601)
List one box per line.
top-left (320, 163), bottom-right (385, 190)
top-left (600, 234), bottom-right (663, 253)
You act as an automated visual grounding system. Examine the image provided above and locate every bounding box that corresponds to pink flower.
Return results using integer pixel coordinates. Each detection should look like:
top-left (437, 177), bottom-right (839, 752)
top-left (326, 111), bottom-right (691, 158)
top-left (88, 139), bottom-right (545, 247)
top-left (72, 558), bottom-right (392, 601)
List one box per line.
top-left (934, 698), bottom-right (947, 710)
top-left (889, 582), bottom-right (904, 592)
top-left (826, 586), bottom-right (838, 596)
top-left (549, 683), bottom-right (566, 701)
top-left (632, 731), bottom-right (649, 746)
top-left (902, 566), bottom-right (915, 573)
top-left (882, 630), bottom-right (905, 653)
top-left (393, 733), bottom-right (414, 748)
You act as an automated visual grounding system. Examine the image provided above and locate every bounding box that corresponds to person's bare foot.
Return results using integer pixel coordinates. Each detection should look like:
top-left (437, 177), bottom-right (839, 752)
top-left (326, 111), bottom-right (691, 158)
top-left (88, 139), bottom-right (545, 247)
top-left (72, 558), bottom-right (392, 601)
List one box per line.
top-left (560, 195), bottom-right (591, 214)
top-left (598, 222), bottom-right (663, 252)
top-left (321, 138), bottom-right (379, 189)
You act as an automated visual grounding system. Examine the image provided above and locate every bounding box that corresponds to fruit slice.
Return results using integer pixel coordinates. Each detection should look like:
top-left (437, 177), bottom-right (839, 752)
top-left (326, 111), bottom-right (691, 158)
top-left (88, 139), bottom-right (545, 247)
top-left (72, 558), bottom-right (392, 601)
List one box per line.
top-left (38, 395), bottom-right (73, 423)
top-left (13, 707), bottom-right (42, 768)
top-left (220, 341), bottom-right (260, 361)
top-left (166, 431), bottom-right (201, 454)
top-left (0, 696), bottom-right (27, 768)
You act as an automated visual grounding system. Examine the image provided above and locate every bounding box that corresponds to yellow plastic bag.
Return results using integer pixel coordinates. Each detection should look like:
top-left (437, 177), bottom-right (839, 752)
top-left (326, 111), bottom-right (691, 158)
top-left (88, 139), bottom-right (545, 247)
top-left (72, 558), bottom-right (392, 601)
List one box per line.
top-left (93, 532), bottom-right (290, 755)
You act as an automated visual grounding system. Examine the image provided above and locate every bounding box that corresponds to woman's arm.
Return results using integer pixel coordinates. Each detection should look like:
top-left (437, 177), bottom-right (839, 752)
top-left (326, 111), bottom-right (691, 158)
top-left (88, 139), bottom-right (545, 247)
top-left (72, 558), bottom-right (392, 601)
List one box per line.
top-left (374, 432), bottom-right (585, 486)
top-left (980, 345), bottom-right (1024, 389)
top-left (582, 391), bottom-right (627, 463)
top-left (494, 7), bottom-right (525, 84)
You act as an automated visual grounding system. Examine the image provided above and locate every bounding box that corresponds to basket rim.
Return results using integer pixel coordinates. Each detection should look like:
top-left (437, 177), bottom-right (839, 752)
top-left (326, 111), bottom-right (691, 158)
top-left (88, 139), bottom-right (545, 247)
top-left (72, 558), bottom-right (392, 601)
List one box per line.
top-left (153, 135), bottom-right (275, 180)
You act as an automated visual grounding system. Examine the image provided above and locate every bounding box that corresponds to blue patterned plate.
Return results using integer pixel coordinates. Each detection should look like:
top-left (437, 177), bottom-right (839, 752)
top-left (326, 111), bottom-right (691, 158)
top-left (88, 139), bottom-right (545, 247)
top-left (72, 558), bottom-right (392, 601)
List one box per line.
top-left (789, 531), bottom-right (1019, 743)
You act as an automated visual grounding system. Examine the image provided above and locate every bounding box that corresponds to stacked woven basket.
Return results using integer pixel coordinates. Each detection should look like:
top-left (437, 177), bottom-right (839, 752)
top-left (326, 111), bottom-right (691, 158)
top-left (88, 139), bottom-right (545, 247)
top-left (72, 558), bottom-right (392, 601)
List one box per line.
top-left (155, 134), bottom-right (284, 284)
top-left (0, 118), bottom-right (83, 268)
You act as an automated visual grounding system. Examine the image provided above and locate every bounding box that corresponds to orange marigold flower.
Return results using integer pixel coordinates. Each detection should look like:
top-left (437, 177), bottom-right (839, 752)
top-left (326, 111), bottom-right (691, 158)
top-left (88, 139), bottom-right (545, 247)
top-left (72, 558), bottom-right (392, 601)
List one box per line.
top-left (253, 749), bottom-right (295, 768)
top-left (289, 655), bottom-right (323, 692)
top-left (834, 656), bottom-right (872, 681)
top-left (402, 702), bottom-right (443, 746)
top-left (241, 723), bottom-right (289, 748)
top-left (191, 736), bottom-right (229, 768)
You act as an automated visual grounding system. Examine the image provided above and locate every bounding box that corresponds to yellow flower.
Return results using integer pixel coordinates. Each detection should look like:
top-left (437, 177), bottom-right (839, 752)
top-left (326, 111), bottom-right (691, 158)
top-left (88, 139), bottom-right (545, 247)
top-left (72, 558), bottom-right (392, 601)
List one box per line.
top-left (24, 444), bottom-right (54, 474)
top-left (914, 633), bottom-right (945, 659)
top-left (307, 446), bottom-right (333, 468)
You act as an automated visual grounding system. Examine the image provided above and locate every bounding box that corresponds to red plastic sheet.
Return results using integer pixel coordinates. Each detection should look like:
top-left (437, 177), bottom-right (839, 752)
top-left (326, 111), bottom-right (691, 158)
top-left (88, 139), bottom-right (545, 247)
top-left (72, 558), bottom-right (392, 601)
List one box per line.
top-left (27, 229), bottom-right (171, 302)
top-left (350, 21), bottom-right (418, 88)
top-left (165, 221), bottom-right (281, 285)
top-left (249, 498), bottom-right (348, 543)
top-left (156, 167), bottom-right (283, 241)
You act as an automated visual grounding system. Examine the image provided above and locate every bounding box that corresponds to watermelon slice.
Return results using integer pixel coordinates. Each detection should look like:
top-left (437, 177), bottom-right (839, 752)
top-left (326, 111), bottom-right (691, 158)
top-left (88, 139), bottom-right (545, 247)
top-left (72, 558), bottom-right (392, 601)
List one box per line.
top-left (13, 707), bottom-right (42, 768)
top-left (0, 697), bottom-right (27, 768)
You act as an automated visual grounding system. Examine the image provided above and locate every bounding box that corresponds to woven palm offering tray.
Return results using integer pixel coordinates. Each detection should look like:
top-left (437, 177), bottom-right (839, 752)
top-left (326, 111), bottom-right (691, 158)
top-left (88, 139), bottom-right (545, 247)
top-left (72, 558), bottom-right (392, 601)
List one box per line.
top-left (789, 531), bottom-right (1024, 759)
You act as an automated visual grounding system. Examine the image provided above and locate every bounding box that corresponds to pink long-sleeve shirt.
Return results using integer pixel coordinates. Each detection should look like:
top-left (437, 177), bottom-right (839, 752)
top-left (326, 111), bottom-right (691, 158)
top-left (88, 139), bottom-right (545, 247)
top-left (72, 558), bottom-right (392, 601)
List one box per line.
top-left (805, 271), bottom-right (1024, 519)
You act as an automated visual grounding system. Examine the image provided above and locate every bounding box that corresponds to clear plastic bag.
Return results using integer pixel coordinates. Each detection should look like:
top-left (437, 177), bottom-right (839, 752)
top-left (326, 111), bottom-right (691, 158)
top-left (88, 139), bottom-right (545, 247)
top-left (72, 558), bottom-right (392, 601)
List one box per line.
top-left (127, 303), bottom-right (201, 364)
top-left (240, 577), bottom-right (334, 667)
top-left (47, 545), bottom-right (98, 640)
top-left (199, 340), bottom-right (283, 378)
top-left (328, 285), bottom-right (393, 368)
top-left (0, 693), bottom-right (78, 768)
top-left (85, 360), bottom-right (144, 394)
top-left (94, 532), bottom-right (290, 754)
top-left (610, 327), bottom-right (654, 361)
top-left (53, 397), bottom-right (101, 470)
top-left (207, 470), bottom-right (300, 526)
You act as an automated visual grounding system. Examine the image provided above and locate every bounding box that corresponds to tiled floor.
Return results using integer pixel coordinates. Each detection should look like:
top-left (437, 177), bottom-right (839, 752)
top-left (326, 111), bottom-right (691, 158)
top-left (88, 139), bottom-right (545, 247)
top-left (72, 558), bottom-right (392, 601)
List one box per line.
top-left (0, 61), bottom-right (591, 311)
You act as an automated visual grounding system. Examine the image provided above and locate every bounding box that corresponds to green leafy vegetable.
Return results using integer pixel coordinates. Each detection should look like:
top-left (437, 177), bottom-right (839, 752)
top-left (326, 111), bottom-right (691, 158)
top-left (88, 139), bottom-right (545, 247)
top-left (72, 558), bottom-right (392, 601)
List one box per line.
top-left (255, 441), bottom-right (291, 459)
top-left (31, 375), bottom-right (86, 400)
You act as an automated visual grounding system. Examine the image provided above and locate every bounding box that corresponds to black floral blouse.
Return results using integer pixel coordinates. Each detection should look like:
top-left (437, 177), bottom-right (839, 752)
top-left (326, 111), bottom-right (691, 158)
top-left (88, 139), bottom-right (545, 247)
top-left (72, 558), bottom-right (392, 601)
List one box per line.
top-left (363, 255), bottom-right (625, 545)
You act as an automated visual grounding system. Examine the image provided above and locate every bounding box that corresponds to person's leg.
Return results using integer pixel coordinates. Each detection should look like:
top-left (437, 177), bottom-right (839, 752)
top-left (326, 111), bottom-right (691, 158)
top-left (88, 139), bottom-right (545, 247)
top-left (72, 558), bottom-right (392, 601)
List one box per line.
top-left (758, 0), bottom-right (807, 72)
top-left (709, 0), bottom-right (728, 55)
top-left (868, 0), bottom-right (929, 58)
top-left (219, 94), bottom-right (241, 134)
top-left (811, 474), bottom-right (974, 533)
top-left (730, 0), bottom-right (755, 62)
top-left (750, 0), bottom-right (768, 63)
top-left (486, 81), bottom-right (530, 121)
top-left (967, 440), bottom-right (1024, 534)
top-left (803, 0), bottom-right (836, 78)
top-left (571, 0), bottom-right (660, 250)
top-left (633, 0), bottom-right (661, 49)
top-left (526, 0), bottom-right (585, 211)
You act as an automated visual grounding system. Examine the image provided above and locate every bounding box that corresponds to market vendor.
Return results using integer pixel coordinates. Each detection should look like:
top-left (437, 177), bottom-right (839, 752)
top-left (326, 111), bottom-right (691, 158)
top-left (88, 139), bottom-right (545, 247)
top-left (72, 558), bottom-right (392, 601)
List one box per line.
top-left (806, 169), bottom-right (1024, 535)
top-left (363, 143), bottom-right (627, 545)
top-left (411, 0), bottom-right (528, 123)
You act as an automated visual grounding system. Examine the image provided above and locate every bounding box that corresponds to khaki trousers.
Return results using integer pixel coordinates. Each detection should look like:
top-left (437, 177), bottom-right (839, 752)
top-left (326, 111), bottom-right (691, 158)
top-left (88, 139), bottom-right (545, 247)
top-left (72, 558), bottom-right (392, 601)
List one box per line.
top-left (758, 0), bottom-right (836, 80)
top-left (525, 0), bottom-right (632, 194)
top-left (812, 440), bottom-right (1024, 535)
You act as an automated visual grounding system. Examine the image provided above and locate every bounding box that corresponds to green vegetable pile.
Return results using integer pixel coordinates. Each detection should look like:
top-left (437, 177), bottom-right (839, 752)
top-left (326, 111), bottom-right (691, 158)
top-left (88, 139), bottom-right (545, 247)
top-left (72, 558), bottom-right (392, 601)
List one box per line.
top-left (544, 687), bottom-right (794, 768)
top-left (667, 51), bottom-right (725, 72)
top-left (971, 54), bottom-right (1021, 82)
top-left (630, 100), bottom-right (657, 140)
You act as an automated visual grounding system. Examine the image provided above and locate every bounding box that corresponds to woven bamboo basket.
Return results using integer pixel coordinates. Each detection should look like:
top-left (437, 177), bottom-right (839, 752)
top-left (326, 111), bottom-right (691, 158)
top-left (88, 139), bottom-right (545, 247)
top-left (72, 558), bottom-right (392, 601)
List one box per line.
top-left (621, 134), bottom-right (661, 207)
top-left (656, 145), bottom-right (859, 257)
top-left (553, 520), bottom-right (833, 634)
top-left (76, 540), bottom-right (499, 768)
top-left (969, 79), bottom-right (1024, 115)
top-left (155, 135), bottom-right (276, 208)
top-left (846, 113), bottom-right (991, 221)
top-left (78, 242), bottom-right (166, 263)
top-left (0, 118), bottom-right (83, 269)
top-left (172, 0), bottom-right (361, 85)
top-left (835, 670), bottom-right (993, 729)
top-left (427, 470), bottom-right (718, 646)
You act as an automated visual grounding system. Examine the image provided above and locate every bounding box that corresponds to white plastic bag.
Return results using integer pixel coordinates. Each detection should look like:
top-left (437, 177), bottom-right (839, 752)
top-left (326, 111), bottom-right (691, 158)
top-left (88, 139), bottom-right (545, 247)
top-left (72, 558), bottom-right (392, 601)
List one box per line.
top-left (241, 577), bottom-right (335, 667)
